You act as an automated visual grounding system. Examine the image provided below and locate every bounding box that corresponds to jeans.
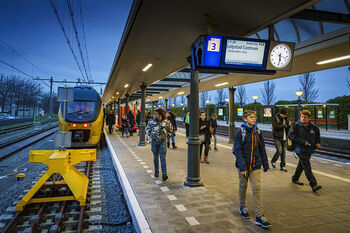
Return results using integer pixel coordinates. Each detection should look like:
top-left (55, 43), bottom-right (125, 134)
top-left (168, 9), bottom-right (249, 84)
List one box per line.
top-left (185, 124), bottom-right (189, 138)
top-left (200, 141), bottom-right (209, 157)
top-left (167, 134), bottom-right (175, 144)
top-left (151, 140), bottom-right (167, 176)
top-left (122, 127), bottom-right (128, 136)
top-left (271, 139), bottom-right (287, 168)
top-left (239, 169), bottom-right (264, 217)
top-left (108, 124), bottom-right (113, 133)
top-left (212, 134), bottom-right (217, 148)
top-left (292, 153), bottom-right (317, 187)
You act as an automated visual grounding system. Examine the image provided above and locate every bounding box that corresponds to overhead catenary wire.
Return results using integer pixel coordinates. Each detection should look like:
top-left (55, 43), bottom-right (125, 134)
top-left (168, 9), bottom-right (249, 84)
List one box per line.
top-left (66, 0), bottom-right (91, 83)
top-left (78, 0), bottom-right (93, 81)
top-left (48, 0), bottom-right (87, 82)
top-left (0, 57), bottom-right (50, 88)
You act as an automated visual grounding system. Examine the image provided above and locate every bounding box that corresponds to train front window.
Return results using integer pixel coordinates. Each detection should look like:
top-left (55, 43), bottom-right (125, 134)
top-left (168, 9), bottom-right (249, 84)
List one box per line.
top-left (67, 102), bottom-right (96, 115)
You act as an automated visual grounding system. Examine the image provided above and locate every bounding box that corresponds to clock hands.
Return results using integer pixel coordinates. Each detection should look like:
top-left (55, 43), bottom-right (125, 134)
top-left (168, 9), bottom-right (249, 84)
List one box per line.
top-left (278, 53), bottom-right (281, 66)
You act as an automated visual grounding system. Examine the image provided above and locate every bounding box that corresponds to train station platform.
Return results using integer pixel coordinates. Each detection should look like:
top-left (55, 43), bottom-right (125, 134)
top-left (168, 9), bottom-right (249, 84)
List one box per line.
top-left (105, 127), bottom-right (350, 233)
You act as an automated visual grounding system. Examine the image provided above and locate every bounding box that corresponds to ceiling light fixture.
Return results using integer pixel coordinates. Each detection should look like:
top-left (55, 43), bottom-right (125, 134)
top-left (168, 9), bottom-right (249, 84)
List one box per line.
top-left (316, 55), bottom-right (350, 65)
top-left (177, 92), bottom-right (184, 95)
top-left (158, 96), bottom-right (163, 99)
top-left (124, 84), bottom-right (129, 88)
top-left (142, 63), bottom-right (153, 72)
top-left (215, 82), bottom-right (229, 87)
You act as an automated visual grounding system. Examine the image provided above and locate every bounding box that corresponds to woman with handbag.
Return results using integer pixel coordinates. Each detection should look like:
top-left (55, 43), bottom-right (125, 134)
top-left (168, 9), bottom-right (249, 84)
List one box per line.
top-left (209, 114), bottom-right (218, 151)
top-left (199, 111), bottom-right (210, 164)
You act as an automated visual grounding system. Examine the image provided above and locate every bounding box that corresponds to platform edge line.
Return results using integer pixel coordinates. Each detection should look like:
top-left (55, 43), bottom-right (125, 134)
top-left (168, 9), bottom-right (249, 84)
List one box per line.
top-left (104, 130), bottom-right (152, 233)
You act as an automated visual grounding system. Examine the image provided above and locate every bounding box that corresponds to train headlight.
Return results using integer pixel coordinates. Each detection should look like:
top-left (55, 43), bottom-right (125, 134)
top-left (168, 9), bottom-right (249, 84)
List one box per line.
top-left (72, 123), bottom-right (77, 127)
top-left (83, 123), bottom-right (88, 128)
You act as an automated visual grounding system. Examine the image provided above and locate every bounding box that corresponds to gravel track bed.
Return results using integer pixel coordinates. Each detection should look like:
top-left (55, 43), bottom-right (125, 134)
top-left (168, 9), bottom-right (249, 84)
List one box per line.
top-left (99, 134), bottom-right (135, 233)
top-left (0, 134), bottom-right (55, 216)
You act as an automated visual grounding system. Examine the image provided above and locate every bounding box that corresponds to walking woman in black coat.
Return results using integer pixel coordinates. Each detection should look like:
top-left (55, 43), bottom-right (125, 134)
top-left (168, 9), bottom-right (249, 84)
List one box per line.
top-left (199, 111), bottom-right (210, 164)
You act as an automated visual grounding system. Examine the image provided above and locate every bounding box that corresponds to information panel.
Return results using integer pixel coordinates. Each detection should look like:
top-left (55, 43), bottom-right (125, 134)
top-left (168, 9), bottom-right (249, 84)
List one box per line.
top-left (223, 39), bottom-right (267, 68)
top-left (192, 34), bottom-right (295, 73)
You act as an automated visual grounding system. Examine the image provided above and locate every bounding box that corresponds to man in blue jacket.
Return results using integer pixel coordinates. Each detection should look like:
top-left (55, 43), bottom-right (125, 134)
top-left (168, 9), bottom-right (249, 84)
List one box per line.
top-left (232, 110), bottom-right (271, 229)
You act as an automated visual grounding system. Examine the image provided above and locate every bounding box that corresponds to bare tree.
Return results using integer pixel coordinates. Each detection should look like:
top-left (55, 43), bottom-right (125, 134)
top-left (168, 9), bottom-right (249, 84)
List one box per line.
top-left (236, 86), bottom-right (247, 107)
top-left (260, 80), bottom-right (277, 105)
top-left (298, 73), bottom-right (319, 102)
top-left (215, 88), bottom-right (228, 105)
top-left (200, 91), bottom-right (211, 107)
top-left (346, 77), bottom-right (350, 93)
top-left (180, 95), bottom-right (186, 106)
top-left (0, 74), bottom-right (15, 112)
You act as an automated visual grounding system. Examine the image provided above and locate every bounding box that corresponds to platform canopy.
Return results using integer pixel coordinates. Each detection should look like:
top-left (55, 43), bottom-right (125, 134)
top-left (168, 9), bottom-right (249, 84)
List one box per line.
top-left (103, 0), bottom-right (350, 104)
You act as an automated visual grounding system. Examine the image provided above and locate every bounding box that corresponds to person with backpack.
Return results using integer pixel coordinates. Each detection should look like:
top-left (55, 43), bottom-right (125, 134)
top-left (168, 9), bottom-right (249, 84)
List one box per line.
top-left (166, 111), bottom-right (177, 149)
top-left (183, 111), bottom-right (190, 138)
top-left (232, 110), bottom-right (271, 229)
top-left (145, 111), bottom-right (152, 143)
top-left (145, 109), bottom-right (173, 181)
top-left (289, 110), bottom-right (322, 193)
top-left (199, 111), bottom-right (211, 164)
top-left (270, 108), bottom-right (291, 172)
top-left (209, 113), bottom-right (218, 151)
top-left (105, 110), bottom-right (116, 134)
top-left (127, 110), bottom-right (135, 136)
top-left (121, 114), bottom-right (129, 137)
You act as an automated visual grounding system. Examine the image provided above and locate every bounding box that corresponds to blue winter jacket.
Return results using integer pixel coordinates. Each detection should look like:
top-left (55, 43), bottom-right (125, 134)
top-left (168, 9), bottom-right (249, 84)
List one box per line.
top-left (232, 123), bottom-right (269, 172)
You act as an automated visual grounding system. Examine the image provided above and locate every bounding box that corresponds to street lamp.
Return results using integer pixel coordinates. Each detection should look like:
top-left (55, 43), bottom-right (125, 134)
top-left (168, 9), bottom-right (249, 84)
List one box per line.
top-left (206, 100), bottom-right (210, 118)
top-left (252, 96), bottom-right (258, 111)
top-left (295, 91), bottom-right (303, 121)
top-left (225, 98), bottom-right (229, 124)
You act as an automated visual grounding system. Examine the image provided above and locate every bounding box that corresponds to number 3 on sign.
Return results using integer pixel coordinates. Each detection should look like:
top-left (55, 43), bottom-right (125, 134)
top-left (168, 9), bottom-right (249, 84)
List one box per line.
top-left (207, 38), bottom-right (221, 52)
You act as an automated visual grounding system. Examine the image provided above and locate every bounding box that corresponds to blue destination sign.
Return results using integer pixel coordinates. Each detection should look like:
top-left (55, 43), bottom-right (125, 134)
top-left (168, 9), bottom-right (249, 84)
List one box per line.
top-left (192, 34), bottom-right (294, 74)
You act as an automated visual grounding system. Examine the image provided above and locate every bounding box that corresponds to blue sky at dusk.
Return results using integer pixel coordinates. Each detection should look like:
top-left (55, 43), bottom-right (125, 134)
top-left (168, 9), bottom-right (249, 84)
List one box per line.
top-left (0, 0), bottom-right (349, 103)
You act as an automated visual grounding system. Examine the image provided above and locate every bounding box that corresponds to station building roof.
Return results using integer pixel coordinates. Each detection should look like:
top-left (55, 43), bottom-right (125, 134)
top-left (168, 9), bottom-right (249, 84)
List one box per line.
top-left (103, 0), bottom-right (350, 105)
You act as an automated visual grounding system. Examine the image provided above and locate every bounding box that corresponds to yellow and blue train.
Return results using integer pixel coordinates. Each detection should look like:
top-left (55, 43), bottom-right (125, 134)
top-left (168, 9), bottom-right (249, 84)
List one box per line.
top-left (58, 86), bottom-right (103, 147)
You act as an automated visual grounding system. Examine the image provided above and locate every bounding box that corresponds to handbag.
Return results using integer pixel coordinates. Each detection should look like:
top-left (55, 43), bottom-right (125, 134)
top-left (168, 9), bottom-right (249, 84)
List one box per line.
top-left (199, 134), bottom-right (206, 143)
top-left (209, 126), bottom-right (214, 135)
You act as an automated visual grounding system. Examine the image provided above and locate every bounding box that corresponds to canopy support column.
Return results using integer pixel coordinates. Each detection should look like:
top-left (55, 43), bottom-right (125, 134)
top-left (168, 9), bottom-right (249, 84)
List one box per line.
top-left (228, 87), bottom-right (236, 144)
top-left (139, 83), bottom-right (147, 146)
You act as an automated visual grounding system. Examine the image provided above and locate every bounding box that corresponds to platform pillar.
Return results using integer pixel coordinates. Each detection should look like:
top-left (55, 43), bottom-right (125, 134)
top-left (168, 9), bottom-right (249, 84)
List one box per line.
top-left (228, 87), bottom-right (236, 144)
top-left (151, 101), bottom-right (155, 115)
top-left (139, 83), bottom-right (146, 146)
top-left (125, 93), bottom-right (129, 115)
top-left (185, 63), bottom-right (202, 187)
top-left (165, 98), bottom-right (168, 111)
top-left (186, 95), bottom-right (190, 111)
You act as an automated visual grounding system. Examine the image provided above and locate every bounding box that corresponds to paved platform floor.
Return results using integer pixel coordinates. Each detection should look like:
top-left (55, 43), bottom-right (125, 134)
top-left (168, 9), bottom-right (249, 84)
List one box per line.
top-left (106, 128), bottom-right (350, 233)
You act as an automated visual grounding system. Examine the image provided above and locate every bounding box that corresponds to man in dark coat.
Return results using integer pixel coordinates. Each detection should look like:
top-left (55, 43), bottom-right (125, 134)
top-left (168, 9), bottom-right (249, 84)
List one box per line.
top-left (105, 110), bottom-right (116, 134)
top-left (127, 111), bottom-right (135, 136)
top-left (271, 108), bottom-right (291, 172)
top-left (290, 110), bottom-right (322, 193)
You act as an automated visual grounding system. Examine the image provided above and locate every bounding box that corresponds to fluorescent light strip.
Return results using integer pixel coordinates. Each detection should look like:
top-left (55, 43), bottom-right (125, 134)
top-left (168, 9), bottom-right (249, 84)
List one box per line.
top-left (177, 92), bottom-right (184, 95)
top-left (317, 55), bottom-right (350, 65)
top-left (124, 84), bottom-right (129, 88)
top-left (215, 82), bottom-right (228, 87)
top-left (142, 63), bottom-right (153, 72)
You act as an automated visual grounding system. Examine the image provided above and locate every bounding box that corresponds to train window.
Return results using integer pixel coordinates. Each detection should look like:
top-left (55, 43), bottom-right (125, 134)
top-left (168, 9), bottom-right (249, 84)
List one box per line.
top-left (67, 101), bottom-right (96, 115)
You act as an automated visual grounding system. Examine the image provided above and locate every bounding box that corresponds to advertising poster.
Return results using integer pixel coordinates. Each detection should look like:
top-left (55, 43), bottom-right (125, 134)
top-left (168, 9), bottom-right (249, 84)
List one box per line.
top-left (330, 110), bottom-right (335, 119)
top-left (218, 108), bottom-right (223, 116)
top-left (317, 110), bottom-right (323, 118)
top-left (264, 107), bottom-right (272, 117)
top-left (237, 108), bottom-right (243, 117)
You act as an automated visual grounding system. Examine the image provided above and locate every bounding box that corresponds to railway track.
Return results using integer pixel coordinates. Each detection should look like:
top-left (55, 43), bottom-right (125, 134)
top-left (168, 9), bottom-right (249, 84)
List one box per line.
top-left (1, 161), bottom-right (93, 233)
top-left (215, 129), bottom-right (350, 160)
top-left (0, 127), bottom-right (58, 161)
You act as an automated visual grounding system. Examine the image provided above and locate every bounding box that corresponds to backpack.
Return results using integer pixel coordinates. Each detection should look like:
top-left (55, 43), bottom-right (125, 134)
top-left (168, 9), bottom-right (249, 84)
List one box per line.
top-left (240, 127), bottom-right (261, 144)
top-left (287, 122), bottom-right (298, 152)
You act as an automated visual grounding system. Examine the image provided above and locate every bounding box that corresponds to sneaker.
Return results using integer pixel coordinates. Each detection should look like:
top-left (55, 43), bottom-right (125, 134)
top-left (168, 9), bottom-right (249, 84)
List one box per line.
top-left (214, 147), bottom-right (218, 151)
top-left (280, 167), bottom-right (288, 172)
top-left (271, 161), bottom-right (276, 168)
top-left (292, 180), bottom-right (304, 185)
top-left (239, 208), bottom-right (250, 219)
top-left (255, 216), bottom-right (271, 228)
top-left (154, 172), bottom-right (159, 178)
top-left (312, 185), bottom-right (322, 192)
top-left (162, 175), bottom-right (168, 181)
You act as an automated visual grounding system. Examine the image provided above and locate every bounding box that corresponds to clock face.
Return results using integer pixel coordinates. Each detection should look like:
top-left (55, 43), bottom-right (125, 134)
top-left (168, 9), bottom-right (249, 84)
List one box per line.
top-left (270, 44), bottom-right (291, 69)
